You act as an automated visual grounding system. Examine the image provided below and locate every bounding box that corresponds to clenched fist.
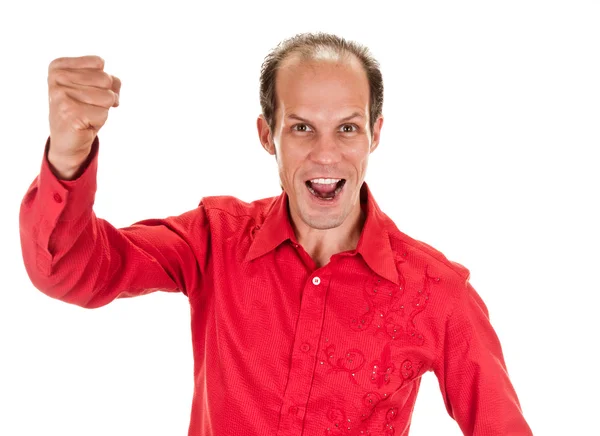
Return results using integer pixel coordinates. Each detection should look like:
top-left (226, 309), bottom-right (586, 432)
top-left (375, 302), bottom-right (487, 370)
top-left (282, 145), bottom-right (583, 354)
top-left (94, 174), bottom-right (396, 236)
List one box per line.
top-left (47, 55), bottom-right (120, 179)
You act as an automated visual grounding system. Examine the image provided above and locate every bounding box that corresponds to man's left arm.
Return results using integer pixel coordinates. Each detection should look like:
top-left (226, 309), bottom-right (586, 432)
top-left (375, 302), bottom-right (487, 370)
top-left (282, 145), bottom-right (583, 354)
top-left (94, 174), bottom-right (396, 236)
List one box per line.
top-left (433, 278), bottom-right (533, 435)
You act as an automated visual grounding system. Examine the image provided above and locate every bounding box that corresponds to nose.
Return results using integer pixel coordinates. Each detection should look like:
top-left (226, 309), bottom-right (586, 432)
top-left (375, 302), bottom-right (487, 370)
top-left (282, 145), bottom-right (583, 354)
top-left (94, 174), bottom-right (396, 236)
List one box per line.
top-left (309, 134), bottom-right (342, 166)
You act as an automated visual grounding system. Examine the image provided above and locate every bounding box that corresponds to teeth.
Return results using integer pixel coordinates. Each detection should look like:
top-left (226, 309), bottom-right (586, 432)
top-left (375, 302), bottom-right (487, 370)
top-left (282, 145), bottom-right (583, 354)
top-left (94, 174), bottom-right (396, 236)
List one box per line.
top-left (306, 179), bottom-right (345, 200)
top-left (309, 178), bottom-right (341, 185)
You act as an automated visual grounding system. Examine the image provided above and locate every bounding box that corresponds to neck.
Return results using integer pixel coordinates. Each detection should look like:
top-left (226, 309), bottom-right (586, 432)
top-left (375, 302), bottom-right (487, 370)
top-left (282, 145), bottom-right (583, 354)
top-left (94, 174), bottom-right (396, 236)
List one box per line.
top-left (291, 204), bottom-right (366, 268)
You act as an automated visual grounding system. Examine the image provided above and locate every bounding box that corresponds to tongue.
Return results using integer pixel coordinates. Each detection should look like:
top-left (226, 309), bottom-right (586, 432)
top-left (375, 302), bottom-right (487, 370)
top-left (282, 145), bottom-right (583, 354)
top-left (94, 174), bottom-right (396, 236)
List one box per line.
top-left (311, 182), bottom-right (338, 195)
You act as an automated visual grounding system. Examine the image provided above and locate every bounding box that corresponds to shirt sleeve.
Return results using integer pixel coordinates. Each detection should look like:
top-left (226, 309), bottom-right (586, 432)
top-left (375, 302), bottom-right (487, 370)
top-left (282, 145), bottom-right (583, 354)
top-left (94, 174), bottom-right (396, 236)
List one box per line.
top-left (19, 135), bottom-right (208, 309)
top-left (433, 278), bottom-right (533, 435)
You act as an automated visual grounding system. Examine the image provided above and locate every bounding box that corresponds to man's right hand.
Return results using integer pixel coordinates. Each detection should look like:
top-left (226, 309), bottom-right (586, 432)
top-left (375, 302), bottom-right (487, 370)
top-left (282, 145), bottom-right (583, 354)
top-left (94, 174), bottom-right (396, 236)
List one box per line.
top-left (47, 55), bottom-right (121, 179)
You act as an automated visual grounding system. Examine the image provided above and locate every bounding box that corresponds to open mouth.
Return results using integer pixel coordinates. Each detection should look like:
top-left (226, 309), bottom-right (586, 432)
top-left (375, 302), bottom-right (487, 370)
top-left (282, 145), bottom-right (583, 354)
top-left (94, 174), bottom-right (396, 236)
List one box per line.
top-left (305, 178), bottom-right (346, 201)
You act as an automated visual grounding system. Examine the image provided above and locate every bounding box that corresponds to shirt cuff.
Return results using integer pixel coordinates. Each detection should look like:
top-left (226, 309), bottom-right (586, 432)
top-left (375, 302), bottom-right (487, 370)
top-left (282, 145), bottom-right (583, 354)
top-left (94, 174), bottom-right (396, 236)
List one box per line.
top-left (37, 135), bottom-right (99, 238)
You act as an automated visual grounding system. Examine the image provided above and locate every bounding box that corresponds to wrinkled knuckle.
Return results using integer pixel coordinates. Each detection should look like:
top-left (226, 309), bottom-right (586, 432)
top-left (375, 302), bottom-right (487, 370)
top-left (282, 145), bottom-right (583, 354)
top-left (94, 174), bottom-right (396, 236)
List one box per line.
top-left (49, 85), bottom-right (67, 102)
top-left (52, 70), bottom-right (69, 85)
top-left (56, 100), bottom-right (69, 116)
top-left (57, 98), bottom-right (76, 119)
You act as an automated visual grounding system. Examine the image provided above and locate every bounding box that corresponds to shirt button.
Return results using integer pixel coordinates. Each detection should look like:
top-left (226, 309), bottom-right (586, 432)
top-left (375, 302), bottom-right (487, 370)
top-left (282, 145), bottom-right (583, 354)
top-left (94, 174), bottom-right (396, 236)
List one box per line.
top-left (300, 343), bottom-right (310, 352)
top-left (312, 276), bottom-right (321, 285)
top-left (53, 193), bottom-right (63, 203)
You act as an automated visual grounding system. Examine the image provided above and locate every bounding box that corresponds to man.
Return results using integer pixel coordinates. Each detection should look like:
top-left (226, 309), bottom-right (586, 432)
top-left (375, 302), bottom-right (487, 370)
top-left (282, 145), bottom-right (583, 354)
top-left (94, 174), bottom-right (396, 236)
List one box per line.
top-left (19, 32), bottom-right (532, 435)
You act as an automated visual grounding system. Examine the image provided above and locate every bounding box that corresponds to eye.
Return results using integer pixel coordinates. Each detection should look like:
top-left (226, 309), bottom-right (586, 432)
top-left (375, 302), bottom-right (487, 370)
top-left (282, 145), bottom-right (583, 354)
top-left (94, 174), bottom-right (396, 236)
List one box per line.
top-left (292, 123), bottom-right (313, 132)
top-left (340, 124), bottom-right (358, 133)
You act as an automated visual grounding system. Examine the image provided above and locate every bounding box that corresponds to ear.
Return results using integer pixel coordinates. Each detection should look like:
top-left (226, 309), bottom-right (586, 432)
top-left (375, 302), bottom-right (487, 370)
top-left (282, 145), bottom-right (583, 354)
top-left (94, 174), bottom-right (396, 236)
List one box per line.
top-left (257, 115), bottom-right (276, 155)
top-left (369, 115), bottom-right (384, 153)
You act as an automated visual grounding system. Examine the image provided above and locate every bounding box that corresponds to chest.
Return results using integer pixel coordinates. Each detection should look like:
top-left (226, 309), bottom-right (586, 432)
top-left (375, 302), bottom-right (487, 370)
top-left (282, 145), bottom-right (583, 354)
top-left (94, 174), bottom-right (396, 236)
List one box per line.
top-left (197, 243), bottom-right (443, 376)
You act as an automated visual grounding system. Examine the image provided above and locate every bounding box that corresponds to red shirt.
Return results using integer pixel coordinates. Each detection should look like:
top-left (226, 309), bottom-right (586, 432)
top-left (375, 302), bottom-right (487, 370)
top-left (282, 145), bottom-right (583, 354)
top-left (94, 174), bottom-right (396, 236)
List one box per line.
top-left (19, 136), bottom-right (532, 436)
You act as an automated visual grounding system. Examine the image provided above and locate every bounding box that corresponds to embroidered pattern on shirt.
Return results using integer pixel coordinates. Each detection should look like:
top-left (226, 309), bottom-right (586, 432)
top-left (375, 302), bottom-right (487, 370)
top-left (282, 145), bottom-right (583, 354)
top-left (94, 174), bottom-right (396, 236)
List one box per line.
top-left (322, 261), bottom-right (440, 435)
top-left (324, 345), bottom-right (366, 385)
top-left (324, 407), bottom-right (371, 435)
top-left (349, 264), bottom-right (438, 346)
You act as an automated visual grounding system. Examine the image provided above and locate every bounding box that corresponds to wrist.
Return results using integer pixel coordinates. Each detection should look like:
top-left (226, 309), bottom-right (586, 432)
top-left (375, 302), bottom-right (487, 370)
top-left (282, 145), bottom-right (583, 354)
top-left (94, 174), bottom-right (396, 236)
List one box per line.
top-left (46, 150), bottom-right (89, 180)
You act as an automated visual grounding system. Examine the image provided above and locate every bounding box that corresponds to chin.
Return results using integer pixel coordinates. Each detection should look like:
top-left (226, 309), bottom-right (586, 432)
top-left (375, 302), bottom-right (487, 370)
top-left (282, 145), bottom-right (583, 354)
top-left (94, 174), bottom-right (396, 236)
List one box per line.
top-left (299, 211), bottom-right (347, 230)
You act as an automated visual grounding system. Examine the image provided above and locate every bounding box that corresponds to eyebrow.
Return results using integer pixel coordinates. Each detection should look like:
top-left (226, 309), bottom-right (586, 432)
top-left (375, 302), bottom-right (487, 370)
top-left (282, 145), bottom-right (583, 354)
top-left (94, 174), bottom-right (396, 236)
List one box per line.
top-left (286, 111), bottom-right (365, 123)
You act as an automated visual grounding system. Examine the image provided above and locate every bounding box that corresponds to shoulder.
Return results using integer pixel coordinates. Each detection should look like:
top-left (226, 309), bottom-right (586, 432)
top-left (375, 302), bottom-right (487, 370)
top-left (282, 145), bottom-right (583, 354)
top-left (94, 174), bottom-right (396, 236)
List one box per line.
top-left (381, 214), bottom-right (471, 287)
top-left (396, 231), bottom-right (468, 279)
top-left (382, 221), bottom-right (478, 331)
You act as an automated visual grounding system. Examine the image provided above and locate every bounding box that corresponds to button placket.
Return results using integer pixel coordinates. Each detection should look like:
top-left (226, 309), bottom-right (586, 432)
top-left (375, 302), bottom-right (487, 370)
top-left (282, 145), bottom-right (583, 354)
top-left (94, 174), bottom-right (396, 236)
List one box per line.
top-left (276, 272), bottom-right (330, 435)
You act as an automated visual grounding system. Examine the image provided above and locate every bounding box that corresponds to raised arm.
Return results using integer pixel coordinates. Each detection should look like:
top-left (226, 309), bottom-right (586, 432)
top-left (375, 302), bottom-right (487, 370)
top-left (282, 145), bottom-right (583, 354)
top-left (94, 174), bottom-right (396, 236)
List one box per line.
top-left (433, 279), bottom-right (533, 435)
top-left (19, 56), bottom-right (207, 308)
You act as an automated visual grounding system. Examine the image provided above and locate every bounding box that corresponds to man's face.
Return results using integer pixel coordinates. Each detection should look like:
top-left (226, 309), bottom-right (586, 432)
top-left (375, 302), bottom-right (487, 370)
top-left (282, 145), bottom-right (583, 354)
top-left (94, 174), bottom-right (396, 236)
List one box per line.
top-left (257, 54), bottom-right (383, 231)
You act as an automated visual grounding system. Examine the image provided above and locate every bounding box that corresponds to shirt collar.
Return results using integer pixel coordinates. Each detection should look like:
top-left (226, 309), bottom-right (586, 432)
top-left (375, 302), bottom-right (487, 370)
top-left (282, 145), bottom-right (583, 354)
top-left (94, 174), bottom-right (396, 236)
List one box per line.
top-left (246, 182), bottom-right (400, 285)
top-left (356, 183), bottom-right (400, 285)
top-left (245, 191), bottom-right (297, 262)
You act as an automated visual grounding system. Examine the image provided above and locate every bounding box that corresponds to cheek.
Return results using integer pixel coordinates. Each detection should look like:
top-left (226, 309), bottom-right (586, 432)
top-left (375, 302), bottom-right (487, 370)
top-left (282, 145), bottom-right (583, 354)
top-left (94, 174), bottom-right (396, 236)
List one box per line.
top-left (277, 144), bottom-right (306, 180)
top-left (344, 145), bottom-right (371, 171)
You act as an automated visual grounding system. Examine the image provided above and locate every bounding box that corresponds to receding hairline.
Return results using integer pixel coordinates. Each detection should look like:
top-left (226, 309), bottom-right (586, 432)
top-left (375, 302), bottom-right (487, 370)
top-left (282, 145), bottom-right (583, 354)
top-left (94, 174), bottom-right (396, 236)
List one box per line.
top-left (271, 51), bottom-right (370, 129)
top-left (258, 32), bottom-right (384, 137)
top-left (277, 46), bottom-right (362, 72)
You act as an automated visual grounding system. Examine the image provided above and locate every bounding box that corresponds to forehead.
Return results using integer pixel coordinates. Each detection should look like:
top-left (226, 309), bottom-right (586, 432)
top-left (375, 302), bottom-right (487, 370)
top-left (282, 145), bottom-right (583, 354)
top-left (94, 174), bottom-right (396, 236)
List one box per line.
top-left (275, 52), bottom-right (370, 119)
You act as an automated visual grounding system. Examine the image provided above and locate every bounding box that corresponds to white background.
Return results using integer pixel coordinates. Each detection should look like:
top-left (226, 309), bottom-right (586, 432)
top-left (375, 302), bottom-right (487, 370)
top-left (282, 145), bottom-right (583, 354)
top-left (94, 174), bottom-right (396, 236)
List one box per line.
top-left (1, 1), bottom-right (598, 435)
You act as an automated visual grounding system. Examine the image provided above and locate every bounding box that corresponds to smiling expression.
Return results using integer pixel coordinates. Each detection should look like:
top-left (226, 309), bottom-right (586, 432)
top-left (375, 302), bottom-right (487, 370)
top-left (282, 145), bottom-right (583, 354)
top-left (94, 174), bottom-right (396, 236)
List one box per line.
top-left (257, 52), bottom-right (383, 231)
